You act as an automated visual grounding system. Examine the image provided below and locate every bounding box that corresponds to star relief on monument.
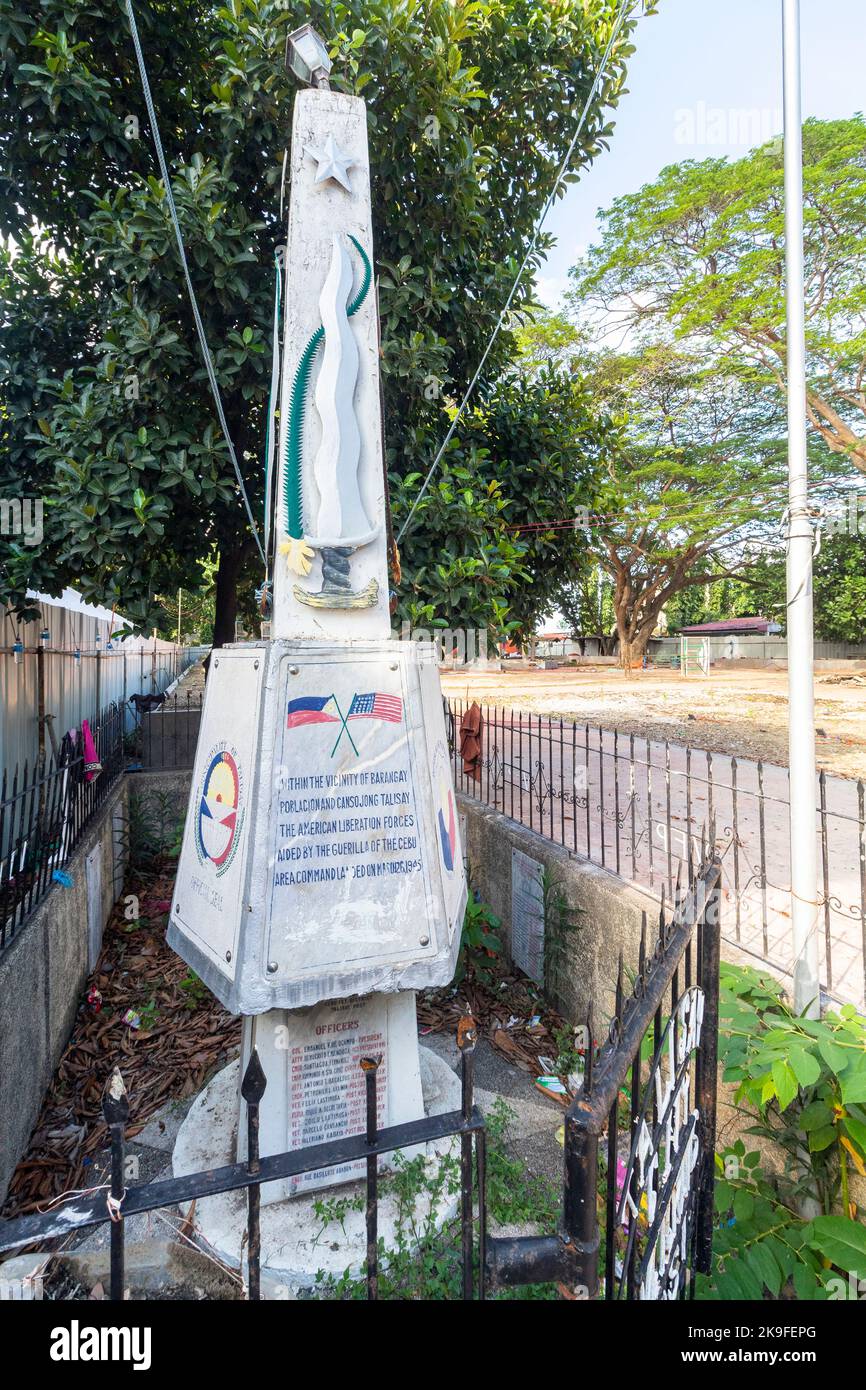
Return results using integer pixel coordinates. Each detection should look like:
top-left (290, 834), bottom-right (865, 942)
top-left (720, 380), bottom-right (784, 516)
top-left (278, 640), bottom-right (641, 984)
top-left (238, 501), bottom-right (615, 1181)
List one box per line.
top-left (304, 133), bottom-right (356, 191)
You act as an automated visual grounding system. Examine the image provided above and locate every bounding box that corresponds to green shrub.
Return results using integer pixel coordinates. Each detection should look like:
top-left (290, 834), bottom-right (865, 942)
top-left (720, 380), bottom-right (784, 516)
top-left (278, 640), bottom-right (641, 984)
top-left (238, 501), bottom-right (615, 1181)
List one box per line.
top-left (698, 961), bottom-right (866, 1300)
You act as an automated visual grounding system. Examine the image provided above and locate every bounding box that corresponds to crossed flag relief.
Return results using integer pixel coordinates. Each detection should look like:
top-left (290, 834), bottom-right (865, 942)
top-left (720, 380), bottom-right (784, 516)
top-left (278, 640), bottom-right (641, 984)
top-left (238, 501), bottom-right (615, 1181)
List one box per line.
top-left (286, 692), bottom-right (403, 757)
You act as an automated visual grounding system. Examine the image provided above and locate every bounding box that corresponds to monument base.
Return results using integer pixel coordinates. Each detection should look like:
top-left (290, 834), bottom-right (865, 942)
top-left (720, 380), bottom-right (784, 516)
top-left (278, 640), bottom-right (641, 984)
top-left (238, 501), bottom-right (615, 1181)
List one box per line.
top-left (172, 1047), bottom-right (462, 1293)
top-left (238, 991), bottom-right (425, 1204)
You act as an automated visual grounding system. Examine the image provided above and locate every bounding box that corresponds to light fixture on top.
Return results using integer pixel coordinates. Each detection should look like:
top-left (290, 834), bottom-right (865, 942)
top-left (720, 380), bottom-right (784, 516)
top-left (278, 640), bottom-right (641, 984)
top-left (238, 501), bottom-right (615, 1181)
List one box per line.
top-left (285, 23), bottom-right (331, 89)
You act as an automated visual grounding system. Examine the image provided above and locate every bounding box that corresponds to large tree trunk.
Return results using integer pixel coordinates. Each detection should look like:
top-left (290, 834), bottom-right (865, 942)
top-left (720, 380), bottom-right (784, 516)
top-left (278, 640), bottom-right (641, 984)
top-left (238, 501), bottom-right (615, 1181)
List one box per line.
top-left (212, 544), bottom-right (244, 648)
top-left (615, 612), bottom-right (657, 674)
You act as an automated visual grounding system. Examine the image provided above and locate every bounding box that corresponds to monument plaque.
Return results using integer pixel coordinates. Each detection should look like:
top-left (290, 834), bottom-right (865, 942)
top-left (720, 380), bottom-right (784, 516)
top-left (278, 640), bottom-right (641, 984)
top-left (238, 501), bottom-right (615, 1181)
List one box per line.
top-left (168, 639), bottom-right (465, 1013)
top-left (239, 991), bottom-right (423, 1201)
top-left (511, 848), bottom-right (545, 985)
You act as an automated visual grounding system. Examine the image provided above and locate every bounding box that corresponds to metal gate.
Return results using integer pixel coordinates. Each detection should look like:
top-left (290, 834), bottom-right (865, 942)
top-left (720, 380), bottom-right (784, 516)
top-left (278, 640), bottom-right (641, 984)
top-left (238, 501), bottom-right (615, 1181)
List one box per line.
top-left (0, 851), bottom-right (720, 1300)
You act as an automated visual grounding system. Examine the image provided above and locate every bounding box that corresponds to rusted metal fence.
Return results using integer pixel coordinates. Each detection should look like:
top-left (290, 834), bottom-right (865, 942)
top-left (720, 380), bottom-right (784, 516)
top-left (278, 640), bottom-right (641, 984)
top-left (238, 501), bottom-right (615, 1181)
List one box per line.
top-left (0, 854), bottom-right (721, 1301)
top-left (448, 699), bottom-right (865, 1010)
top-left (134, 690), bottom-right (204, 771)
top-left (0, 702), bottom-right (125, 953)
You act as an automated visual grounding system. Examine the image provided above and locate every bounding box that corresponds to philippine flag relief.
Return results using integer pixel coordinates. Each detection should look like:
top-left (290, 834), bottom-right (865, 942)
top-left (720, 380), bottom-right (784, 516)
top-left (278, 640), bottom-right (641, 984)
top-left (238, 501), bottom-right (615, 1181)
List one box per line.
top-left (287, 695), bottom-right (340, 728)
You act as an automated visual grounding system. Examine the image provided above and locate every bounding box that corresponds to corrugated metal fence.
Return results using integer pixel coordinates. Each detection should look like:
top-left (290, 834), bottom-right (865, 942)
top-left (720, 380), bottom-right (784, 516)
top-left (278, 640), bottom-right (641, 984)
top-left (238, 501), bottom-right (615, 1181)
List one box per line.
top-left (1, 593), bottom-right (207, 783)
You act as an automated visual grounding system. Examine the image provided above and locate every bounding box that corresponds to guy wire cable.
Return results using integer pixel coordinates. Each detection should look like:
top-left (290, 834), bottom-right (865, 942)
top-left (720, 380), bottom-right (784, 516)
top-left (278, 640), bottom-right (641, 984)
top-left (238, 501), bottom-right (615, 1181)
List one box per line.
top-left (125, 0), bottom-right (266, 568)
top-left (395, 0), bottom-right (639, 548)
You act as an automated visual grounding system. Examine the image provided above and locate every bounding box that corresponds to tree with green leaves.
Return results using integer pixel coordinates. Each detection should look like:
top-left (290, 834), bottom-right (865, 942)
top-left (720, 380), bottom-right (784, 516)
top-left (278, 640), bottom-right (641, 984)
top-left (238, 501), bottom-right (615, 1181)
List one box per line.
top-left (554, 344), bottom-right (842, 669)
top-left (673, 530), bottom-right (866, 646)
top-left (394, 369), bottom-right (615, 647)
top-left (569, 117), bottom-right (866, 477)
top-left (556, 562), bottom-right (617, 654)
top-left (0, 0), bottom-right (642, 641)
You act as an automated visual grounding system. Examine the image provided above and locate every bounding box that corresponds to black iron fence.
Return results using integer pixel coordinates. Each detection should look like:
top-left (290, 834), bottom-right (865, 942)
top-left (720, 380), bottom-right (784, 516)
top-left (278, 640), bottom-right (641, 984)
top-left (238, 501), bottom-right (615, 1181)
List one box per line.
top-left (567, 848), bottom-right (721, 1299)
top-left (0, 854), bottom-right (721, 1301)
top-left (0, 702), bottom-right (125, 954)
top-left (130, 689), bottom-right (204, 771)
top-left (448, 699), bottom-right (866, 1010)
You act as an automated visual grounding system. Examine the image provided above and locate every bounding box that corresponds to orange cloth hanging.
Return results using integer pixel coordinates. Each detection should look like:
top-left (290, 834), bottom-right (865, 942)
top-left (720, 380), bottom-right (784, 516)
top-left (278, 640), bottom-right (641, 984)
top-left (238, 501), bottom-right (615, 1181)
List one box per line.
top-left (459, 702), bottom-right (484, 781)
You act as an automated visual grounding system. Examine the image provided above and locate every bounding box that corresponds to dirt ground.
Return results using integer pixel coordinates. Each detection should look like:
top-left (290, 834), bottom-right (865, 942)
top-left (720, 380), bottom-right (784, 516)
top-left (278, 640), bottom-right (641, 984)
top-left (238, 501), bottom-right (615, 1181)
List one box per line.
top-left (441, 663), bottom-right (866, 780)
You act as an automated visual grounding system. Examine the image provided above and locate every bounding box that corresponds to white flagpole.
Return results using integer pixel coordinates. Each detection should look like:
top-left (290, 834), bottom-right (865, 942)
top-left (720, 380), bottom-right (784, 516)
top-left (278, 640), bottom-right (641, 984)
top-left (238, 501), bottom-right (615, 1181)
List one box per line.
top-left (782, 0), bottom-right (820, 1016)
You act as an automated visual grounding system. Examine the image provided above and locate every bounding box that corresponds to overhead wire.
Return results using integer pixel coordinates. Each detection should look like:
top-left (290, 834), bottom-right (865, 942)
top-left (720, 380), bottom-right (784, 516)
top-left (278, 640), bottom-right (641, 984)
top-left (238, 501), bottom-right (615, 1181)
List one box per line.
top-left (125, 0), bottom-right (266, 568)
top-left (395, 0), bottom-right (640, 547)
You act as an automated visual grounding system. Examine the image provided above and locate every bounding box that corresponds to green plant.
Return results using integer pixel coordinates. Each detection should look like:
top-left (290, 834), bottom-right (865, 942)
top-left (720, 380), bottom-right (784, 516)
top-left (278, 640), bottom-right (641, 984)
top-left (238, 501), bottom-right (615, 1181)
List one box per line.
top-left (128, 788), bottom-right (184, 870)
top-left (167, 816), bottom-right (185, 861)
top-left (455, 891), bottom-right (503, 987)
top-left (552, 1023), bottom-right (585, 1081)
top-left (313, 1101), bottom-right (559, 1299)
top-left (136, 996), bottom-right (160, 1031)
top-left (314, 1150), bottom-right (463, 1300)
top-left (700, 1141), bottom-right (866, 1301)
top-left (720, 961), bottom-right (866, 1215)
top-left (697, 961), bottom-right (866, 1299)
top-left (311, 1191), bottom-right (365, 1247)
top-left (178, 971), bottom-right (208, 1011)
top-left (123, 729), bottom-right (141, 760)
top-left (541, 868), bottom-right (582, 1004)
top-left (484, 1098), bottom-right (560, 1231)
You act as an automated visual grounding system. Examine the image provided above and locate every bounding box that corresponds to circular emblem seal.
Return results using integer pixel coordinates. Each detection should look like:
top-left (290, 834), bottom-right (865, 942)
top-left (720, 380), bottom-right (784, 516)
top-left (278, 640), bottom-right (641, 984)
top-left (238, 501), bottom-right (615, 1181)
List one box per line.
top-left (195, 748), bottom-right (244, 876)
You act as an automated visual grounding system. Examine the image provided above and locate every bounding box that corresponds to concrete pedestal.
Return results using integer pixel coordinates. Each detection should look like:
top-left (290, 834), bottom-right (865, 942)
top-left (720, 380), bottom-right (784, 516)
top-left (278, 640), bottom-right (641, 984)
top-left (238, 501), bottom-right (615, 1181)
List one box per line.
top-left (172, 1047), bottom-right (461, 1292)
top-left (237, 991), bottom-right (424, 1204)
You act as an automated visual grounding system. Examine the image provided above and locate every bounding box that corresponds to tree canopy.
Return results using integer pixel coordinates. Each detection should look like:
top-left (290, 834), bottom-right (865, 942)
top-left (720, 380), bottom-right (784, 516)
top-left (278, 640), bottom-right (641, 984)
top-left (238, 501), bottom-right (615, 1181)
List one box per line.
top-left (540, 342), bottom-right (843, 667)
top-left (569, 117), bottom-right (866, 477)
top-left (665, 531), bottom-right (866, 646)
top-left (0, 0), bottom-right (640, 640)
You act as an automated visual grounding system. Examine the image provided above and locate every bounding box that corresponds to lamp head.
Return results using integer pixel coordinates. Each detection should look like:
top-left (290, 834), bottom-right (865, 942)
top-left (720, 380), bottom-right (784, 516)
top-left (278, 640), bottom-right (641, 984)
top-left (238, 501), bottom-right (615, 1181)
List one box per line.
top-left (286, 23), bottom-right (332, 89)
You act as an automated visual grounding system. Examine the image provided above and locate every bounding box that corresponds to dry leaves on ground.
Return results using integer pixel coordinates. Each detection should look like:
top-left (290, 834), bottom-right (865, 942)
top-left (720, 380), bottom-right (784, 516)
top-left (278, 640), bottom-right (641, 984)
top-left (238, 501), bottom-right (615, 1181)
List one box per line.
top-left (417, 967), bottom-right (566, 1074)
top-left (2, 869), bottom-right (241, 1218)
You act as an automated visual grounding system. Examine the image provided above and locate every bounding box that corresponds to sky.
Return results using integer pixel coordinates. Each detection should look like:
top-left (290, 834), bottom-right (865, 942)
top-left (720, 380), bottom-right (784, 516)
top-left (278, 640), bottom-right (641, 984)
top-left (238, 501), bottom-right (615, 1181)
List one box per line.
top-left (537, 0), bottom-right (866, 306)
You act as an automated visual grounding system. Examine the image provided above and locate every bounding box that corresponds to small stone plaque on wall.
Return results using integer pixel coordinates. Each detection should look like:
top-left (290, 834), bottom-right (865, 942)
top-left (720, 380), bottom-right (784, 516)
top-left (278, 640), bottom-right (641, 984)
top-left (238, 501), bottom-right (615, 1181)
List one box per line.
top-left (511, 848), bottom-right (545, 985)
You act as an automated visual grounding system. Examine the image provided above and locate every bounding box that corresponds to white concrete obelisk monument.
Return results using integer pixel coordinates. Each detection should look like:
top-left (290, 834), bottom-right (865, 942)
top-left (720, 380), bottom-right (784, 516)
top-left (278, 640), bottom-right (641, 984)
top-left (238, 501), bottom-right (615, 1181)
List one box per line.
top-left (167, 24), bottom-right (466, 1223)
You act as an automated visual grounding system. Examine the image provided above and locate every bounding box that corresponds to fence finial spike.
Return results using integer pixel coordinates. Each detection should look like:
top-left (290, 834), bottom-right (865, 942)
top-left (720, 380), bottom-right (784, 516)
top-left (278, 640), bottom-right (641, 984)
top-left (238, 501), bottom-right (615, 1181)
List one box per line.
top-left (241, 1048), bottom-right (267, 1105)
top-left (102, 1066), bottom-right (130, 1126)
top-left (584, 1003), bottom-right (594, 1096)
top-left (639, 911), bottom-right (647, 976)
top-left (615, 951), bottom-right (624, 1017)
top-left (658, 883), bottom-right (666, 943)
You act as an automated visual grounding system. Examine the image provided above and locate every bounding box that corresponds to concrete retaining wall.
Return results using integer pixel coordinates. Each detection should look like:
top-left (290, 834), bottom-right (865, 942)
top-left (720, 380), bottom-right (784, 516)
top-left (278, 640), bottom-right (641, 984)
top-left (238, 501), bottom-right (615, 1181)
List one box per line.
top-left (457, 793), bottom-right (660, 1025)
top-left (127, 770), bottom-right (193, 862)
top-left (0, 781), bottom-right (128, 1204)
